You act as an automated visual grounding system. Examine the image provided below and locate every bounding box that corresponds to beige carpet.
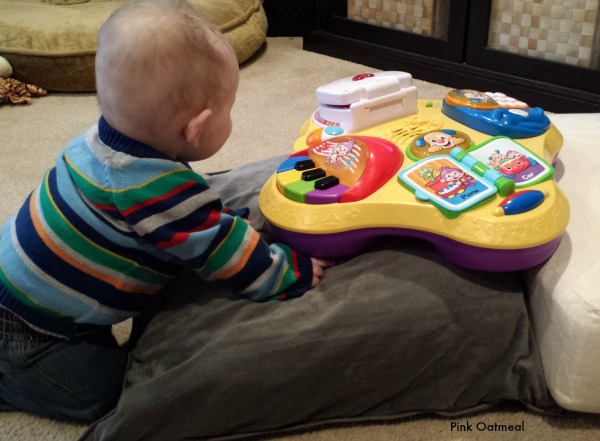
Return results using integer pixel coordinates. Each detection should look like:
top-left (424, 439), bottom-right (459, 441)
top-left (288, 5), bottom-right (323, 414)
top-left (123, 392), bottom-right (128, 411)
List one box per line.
top-left (1, 37), bottom-right (600, 440)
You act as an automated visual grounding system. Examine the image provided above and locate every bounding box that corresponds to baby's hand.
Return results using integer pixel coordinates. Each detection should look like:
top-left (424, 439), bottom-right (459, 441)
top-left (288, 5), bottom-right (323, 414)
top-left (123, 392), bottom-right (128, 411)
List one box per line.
top-left (310, 257), bottom-right (335, 288)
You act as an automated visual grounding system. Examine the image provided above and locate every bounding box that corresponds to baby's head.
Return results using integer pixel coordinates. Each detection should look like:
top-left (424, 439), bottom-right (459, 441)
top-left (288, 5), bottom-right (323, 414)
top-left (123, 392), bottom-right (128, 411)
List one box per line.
top-left (95, 0), bottom-right (239, 161)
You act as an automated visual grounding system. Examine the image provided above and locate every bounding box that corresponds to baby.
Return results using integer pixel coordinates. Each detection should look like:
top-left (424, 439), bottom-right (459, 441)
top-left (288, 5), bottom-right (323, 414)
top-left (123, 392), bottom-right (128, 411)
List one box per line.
top-left (0, 0), bottom-right (330, 423)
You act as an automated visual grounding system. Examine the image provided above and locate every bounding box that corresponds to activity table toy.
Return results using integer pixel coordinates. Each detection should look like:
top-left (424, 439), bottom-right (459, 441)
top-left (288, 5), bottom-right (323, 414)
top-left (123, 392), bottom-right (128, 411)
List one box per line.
top-left (258, 72), bottom-right (569, 271)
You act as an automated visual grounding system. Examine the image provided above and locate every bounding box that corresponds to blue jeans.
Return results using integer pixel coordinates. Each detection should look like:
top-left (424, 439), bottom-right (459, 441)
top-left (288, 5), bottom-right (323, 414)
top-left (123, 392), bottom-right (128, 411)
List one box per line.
top-left (0, 308), bottom-right (128, 424)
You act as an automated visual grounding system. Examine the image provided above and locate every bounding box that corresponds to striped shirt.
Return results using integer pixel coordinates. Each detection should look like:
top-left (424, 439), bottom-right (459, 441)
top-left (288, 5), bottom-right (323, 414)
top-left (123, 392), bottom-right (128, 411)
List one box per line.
top-left (0, 117), bottom-right (312, 339)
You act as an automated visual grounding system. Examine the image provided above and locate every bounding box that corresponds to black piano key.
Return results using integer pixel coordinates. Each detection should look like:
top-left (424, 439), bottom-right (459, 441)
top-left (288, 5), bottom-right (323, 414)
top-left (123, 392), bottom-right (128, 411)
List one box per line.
top-left (315, 175), bottom-right (339, 190)
top-left (295, 159), bottom-right (315, 171)
top-left (302, 168), bottom-right (326, 181)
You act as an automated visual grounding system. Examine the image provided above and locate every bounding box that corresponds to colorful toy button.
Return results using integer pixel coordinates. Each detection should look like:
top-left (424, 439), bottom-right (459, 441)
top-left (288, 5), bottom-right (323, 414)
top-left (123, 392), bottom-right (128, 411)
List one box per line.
top-left (306, 125), bottom-right (345, 147)
top-left (445, 89), bottom-right (500, 109)
top-left (495, 190), bottom-right (546, 216)
top-left (485, 92), bottom-right (528, 109)
top-left (408, 129), bottom-right (472, 160)
top-left (352, 73), bottom-right (375, 81)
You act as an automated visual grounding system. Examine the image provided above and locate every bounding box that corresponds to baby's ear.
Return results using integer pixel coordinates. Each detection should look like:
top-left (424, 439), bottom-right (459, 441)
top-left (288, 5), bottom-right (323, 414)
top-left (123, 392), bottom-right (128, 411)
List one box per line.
top-left (184, 108), bottom-right (213, 148)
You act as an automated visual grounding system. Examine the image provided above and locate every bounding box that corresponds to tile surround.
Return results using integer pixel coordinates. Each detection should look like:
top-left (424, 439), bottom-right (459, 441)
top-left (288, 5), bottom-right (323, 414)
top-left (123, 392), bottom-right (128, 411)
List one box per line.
top-left (347, 0), bottom-right (449, 38)
top-left (347, 0), bottom-right (600, 68)
top-left (488, 0), bottom-right (599, 68)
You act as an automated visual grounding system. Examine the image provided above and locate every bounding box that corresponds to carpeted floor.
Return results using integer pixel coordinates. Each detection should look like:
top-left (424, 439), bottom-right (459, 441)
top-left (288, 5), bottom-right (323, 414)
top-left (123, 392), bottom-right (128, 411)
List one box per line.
top-left (1, 37), bottom-right (600, 441)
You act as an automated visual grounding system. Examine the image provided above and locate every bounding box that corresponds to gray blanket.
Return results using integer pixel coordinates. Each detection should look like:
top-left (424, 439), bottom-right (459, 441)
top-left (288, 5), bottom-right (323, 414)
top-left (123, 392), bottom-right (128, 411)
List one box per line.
top-left (81, 156), bottom-right (558, 441)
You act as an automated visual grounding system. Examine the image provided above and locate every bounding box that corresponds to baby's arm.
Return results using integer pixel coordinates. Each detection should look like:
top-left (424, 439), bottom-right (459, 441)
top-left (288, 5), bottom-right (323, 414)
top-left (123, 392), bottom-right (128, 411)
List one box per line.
top-left (114, 168), bottom-right (324, 300)
top-left (197, 221), bottom-right (319, 300)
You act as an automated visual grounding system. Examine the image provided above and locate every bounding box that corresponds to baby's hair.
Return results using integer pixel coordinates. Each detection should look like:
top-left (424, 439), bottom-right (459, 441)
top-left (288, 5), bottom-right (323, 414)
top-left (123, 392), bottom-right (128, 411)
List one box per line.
top-left (96, 0), bottom-right (233, 131)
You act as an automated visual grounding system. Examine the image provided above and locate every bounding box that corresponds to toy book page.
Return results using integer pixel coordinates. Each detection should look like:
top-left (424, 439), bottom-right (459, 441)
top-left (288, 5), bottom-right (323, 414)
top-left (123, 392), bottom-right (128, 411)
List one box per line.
top-left (399, 156), bottom-right (497, 214)
top-left (469, 137), bottom-right (553, 187)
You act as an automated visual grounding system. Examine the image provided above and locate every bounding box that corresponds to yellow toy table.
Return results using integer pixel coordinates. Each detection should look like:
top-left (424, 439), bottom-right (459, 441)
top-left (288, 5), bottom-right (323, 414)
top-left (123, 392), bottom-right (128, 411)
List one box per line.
top-left (259, 72), bottom-right (569, 271)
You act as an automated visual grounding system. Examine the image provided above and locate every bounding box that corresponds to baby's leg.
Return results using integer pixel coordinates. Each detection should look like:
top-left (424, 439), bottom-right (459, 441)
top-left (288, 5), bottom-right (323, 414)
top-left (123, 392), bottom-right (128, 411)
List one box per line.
top-left (0, 311), bottom-right (127, 424)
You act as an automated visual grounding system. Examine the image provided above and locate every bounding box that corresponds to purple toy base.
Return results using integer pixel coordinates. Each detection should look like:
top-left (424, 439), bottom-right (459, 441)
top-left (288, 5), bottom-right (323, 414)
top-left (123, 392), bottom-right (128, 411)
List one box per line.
top-left (270, 225), bottom-right (562, 272)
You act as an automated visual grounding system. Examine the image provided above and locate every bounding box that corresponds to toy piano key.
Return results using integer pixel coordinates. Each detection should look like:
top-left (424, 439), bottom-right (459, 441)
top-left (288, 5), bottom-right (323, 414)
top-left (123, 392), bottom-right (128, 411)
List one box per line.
top-left (274, 153), bottom-right (348, 204)
top-left (276, 155), bottom-right (309, 173)
top-left (306, 180), bottom-right (349, 204)
top-left (294, 159), bottom-right (315, 171)
top-left (314, 175), bottom-right (339, 190)
top-left (301, 168), bottom-right (326, 181)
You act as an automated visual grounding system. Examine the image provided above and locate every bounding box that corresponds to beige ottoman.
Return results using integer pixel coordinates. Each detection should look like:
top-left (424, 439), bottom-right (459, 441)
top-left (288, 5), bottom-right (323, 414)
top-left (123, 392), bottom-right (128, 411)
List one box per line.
top-left (0, 0), bottom-right (267, 92)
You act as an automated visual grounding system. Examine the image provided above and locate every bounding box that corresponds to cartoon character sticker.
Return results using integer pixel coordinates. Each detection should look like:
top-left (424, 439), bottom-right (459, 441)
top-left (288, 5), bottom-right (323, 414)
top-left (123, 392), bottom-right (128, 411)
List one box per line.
top-left (409, 129), bottom-right (471, 160)
top-left (445, 89), bottom-right (500, 109)
top-left (496, 150), bottom-right (538, 178)
top-left (423, 165), bottom-right (476, 199)
top-left (315, 138), bottom-right (362, 170)
top-left (309, 136), bottom-right (368, 187)
top-left (418, 167), bottom-right (437, 182)
top-left (424, 131), bottom-right (465, 152)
